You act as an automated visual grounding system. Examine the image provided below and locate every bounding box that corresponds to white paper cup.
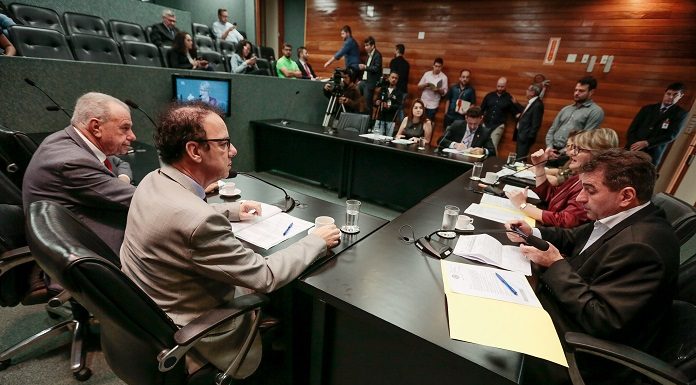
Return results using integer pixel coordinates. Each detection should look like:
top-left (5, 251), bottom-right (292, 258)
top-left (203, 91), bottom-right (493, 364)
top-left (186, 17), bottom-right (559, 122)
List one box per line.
top-left (455, 215), bottom-right (473, 230)
top-left (220, 183), bottom-right (236, 195)
top-left (315, 216), bottom-right (335, 228)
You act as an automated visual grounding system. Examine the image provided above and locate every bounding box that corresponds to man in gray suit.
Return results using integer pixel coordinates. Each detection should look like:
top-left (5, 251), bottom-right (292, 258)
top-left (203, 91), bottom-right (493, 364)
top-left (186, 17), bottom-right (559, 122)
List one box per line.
top-left (23, 92), bottom-right (136, 255)
top-left (120, 102), bottom-right (340, 377)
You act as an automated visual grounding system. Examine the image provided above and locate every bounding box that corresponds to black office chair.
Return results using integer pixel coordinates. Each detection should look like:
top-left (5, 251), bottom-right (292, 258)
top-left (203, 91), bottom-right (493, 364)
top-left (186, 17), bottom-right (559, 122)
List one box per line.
top-left (8, 25), bottom-right (74, 60)
top-left (258, 46), bottom-right (275, 62)
top-left (337, 112), bottom-right (370, 134)
top-left (192, 23), bottom-right (212, 39)
top-left (199, 50), bottom-right (225, 72)
top-left (9, 3), bottom-right (65, 34)
top-left (565, 300), bottom-right (696, 385)
top-left (62, 12), bottom-right (108, 37)
top-left (68, 34), bottom-right (123, 64)
top-left (108, 20), bottom-right (148, 43)
top-left (652, 192), bottom-right (696, 246)
top-left (0, 200), bottom-right (93, 380)
top-left (159, 45), bottom-right (173, 67)
top-left (255, 57), bottom-right (272, 76)
top-left (120, 40), bottom-right (162, 67)
top-left (27, 201), bottom-right (269, 385)
top-left (195, 34), bottom-right (216, 53)
top-left (0, 125), bottom-right (38, 190)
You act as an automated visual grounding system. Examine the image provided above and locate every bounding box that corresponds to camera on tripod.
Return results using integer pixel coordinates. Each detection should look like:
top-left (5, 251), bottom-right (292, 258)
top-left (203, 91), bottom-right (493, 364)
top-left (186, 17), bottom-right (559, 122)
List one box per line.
top-left (375, 74), bottom-right (389, 89)
top-left (328, 68), bottom-right (346, 95)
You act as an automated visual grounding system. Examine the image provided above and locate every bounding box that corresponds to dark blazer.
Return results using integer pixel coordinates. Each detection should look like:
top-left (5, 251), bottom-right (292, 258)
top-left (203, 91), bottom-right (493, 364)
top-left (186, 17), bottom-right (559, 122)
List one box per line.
top-left (167, 49), bottom-right (193, 69)
top-left (438, 120), bottom-right (497, 157)
top-left (514, 97), bottom-right (544, 142)
top-left (626, 103), bottom-right (688, 165)
top-left (149, 22), bottom-right (179, 47)
top-left (362, 49), bottom-right (383, 87)
top-left (295, 59), bottom-right (316, 79)
top-left (22, 127), bottom-right (136, 254)
top-left (538, 203), bottom-right (678, 382)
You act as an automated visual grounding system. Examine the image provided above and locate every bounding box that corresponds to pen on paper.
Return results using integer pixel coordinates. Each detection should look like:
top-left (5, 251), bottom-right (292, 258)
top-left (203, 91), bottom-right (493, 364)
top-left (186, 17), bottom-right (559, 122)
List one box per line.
top-left (495, 272), bottom-right (518, 296)
top-left (282, 222), bottom-right (294, 236)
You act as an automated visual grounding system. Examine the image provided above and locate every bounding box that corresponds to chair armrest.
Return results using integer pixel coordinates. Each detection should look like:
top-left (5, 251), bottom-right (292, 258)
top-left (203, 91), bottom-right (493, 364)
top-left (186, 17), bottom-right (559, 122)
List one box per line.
top-left (565, 332), bottom-right (689, 385)
top-left (174, 293), bottom-right (269, 346)
top-left (158, 293), bottom-right (269, 372)
top-left (0, 246), bottom-right (33, 275)
top-left (48, 289), bottom-right (72, 307)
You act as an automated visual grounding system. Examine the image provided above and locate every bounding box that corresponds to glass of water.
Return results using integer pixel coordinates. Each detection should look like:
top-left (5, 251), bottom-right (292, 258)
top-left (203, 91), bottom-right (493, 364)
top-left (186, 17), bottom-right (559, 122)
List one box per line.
top-left (470, 162), bottom-right (483, 180)
top-left (341, 199), bottom-right (361, 234)
top-left (440, 205), bottom-right (460, 238)
top-left (507, 152), bottom-right (517, 166)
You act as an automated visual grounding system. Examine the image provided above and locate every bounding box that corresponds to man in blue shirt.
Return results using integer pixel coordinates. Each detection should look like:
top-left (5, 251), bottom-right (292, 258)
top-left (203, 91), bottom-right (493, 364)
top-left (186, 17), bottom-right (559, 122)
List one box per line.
top-left (323, 25), bottom-right (359, 71)
top-left (443, 69), bottom-right (476, 130)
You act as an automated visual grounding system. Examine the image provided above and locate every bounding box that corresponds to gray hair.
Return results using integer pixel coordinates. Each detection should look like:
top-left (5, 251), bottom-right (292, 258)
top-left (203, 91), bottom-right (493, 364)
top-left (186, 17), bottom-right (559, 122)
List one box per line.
top-left (529, 84), bottom-right (541, 96)
top-left (162, 9), bottom-right (175, 17)
top-left (70, 92), bottom-right (129, 127)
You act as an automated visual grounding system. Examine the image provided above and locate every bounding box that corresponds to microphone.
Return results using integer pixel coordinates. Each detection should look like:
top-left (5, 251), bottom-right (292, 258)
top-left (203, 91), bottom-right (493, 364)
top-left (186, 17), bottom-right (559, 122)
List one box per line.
top-left (25, 78), bottom-right (71, 119)
top-left (229, 171), bottom-right (296, 213)
top-left (498, 159), bottom-right (547, 188)
top-left (280, 90), bottom-right (301, 126)
top-left (124, 99), bottom-right (157, 128)
top-left (509, 225), bottom-right (549, 251)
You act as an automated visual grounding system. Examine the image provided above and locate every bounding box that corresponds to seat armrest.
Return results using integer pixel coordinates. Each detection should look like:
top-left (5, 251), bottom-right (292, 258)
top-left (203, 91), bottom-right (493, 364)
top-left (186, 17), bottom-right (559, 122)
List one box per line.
top-left (0, 246), bottom-right (33, 274)
top-left (48, 289), bottom-right (72, 307)
top-left (174, 293), bottom-right (269, 346)
top-left (565, 332), bottom-right (689, 385)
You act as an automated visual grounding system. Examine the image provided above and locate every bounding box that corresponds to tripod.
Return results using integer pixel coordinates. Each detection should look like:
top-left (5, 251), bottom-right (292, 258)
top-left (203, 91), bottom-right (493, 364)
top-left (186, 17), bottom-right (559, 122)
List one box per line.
top-left (322, 92), bottom-right (345, 128)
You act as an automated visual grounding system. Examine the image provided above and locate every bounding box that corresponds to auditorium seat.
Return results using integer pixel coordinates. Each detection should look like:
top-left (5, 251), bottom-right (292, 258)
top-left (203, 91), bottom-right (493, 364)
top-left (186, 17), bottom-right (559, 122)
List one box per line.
top-left (69, 34), bottom-right (123, 64)
top-left (108, 20), bottom-right (148, 43)
top-left (63, 12), bottom-right (108, 37)
top-left (158, 45), bottom-right (172, 67)
top-left (9, 3), bottom-right (65, 34)
top-left (8, 25), bottom-right (74, 60)
top-left (259, 45), bottom-right (275, 61)
top-left (0, 125), bottom-right (38, 190)
top-left (218, 40), bottom-right (236, 57)
top-left (255, 57), bottom-right (272, 76)
top-left (192, 22), bottom-right (212, 39)
top-left (652, 192), bottom-right (696, 246)
top-left (194, 34), bottom-right (215, 52)
top-left (120, 41), bottom-right (161, 67)
top-left (198, 50), bottom-right (225, 72)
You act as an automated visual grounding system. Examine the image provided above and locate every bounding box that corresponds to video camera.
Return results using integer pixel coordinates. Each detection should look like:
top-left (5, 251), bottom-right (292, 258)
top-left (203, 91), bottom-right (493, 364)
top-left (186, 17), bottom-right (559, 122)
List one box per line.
top-left (328, 68), bottom-right (345, 95)
top-left (376, 74), bottom-right (390, 89)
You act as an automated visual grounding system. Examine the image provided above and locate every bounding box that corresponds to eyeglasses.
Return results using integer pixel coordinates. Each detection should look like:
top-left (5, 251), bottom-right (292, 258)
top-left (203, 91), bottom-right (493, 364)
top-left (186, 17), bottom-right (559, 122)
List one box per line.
top-left (565, 144), bottom-right (592, 154)
top-left (195, 138), bottom-right (231, 150)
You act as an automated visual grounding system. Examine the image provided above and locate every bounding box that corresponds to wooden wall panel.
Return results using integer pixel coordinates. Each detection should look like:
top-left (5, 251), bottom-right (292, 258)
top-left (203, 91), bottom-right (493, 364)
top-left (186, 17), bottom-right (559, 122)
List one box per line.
top-left (304, 0), bottom-right (696, 157)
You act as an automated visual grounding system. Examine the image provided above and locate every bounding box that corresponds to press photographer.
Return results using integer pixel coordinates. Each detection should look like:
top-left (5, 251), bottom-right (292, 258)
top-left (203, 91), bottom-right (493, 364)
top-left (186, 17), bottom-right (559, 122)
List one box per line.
top-left (323, 67), bottom-right (364, 114)
top-left (371, 72), bottom-right (403, 136)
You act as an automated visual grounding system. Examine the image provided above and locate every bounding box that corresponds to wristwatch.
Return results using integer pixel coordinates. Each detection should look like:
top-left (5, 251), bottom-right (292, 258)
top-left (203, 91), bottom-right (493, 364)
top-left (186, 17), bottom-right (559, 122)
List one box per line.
top-left (519, 203), bottom-right (528, 210)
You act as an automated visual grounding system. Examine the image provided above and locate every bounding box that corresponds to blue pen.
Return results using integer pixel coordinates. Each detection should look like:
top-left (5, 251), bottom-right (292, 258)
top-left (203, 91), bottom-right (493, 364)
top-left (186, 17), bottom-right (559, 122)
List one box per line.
top-left (495, 272), bottom-right (518, 296)
top-left (282, 222), bottom-right (294, 236)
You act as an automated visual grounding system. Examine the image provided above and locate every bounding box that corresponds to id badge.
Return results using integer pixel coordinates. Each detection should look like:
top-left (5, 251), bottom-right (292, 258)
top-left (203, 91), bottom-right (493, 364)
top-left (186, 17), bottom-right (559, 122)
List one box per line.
top-left (662, 120), bottom-right (670, 129)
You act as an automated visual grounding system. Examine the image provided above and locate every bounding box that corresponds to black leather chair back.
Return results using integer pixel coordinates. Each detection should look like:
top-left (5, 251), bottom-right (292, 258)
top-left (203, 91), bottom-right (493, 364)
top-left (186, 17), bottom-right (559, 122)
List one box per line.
top-left (62, 12), bottom-right (107, 36)
top-left (0, 173), bottom-right (21, 206)
top-left (9, 3), bottom-right (65, 34)
top-left (259, 46), bottom-right (275, 61)
top-left (191, 23), bottom-right (211, 38)
top-left (255, 57), bottom-right (271, 76)
top-left (159, 45), bottom-right (173, 67)
top-left (199, 51), bottom-right (224, 72)
top-left (0, 203), bottom-right (30, 307)
top-left (194, 34), bottom-right (215, 52)
top-left (27, 201), bottom-right (186, 385)
top-left (653, 192), bottom-right (696, 246)
top-left (69, 34), bottom-right (123, 64)
top-left (8, 25), bottom-right (73, 59)
top-left (0, 125), bottom-right (38, 189)
top-left (108, 20), bottom-right (147, 43)
top-left (650, 300), bottom-right (696, 380)
top-left (218, 40), bottom-right (236, 57)
top-left (120, 41), bottom-right (162, 67)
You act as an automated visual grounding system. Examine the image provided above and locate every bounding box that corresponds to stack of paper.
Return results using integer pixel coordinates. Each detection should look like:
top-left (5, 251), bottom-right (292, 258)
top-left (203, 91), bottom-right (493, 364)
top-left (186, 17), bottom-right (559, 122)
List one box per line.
top-left (497, 166), bottom-right (536, 180)
top-left (441, 148), bottom-right (485, 158)
top-left (359, 133), bottom-right (393, 141)
top-left (464, 201), bottom-right (535, 227)
top-left (230, 202), bottom-right (313, 249)
top-left (441, 261), bottom-right (567, 367)
top-left (453, 234), bottom-right (531, 275)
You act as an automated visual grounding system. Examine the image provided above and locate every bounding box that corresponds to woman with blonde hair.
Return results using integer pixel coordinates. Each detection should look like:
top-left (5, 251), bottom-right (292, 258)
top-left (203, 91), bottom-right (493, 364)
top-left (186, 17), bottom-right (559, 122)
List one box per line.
top-left (506, 128), bottom-right (619, 228)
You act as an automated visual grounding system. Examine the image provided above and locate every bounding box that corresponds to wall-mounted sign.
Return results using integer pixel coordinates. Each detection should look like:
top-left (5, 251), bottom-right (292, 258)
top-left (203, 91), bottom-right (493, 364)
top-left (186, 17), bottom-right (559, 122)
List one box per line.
top-left (544, 37), bottom-right (561, 65)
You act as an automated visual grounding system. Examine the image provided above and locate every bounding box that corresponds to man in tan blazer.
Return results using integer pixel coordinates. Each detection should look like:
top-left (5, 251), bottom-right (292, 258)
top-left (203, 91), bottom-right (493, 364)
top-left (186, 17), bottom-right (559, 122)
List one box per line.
top-left (120, 102), bottom-right (340, 378)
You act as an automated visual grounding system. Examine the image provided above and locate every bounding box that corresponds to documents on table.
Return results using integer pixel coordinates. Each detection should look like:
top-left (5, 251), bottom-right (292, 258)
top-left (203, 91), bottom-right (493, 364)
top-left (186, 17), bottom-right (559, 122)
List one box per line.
top-left (453, 234), bottom-right (531, 275)
top-left (359, 133), bottom-right (393, 141)
top-left (391, 138), bottom-right (415, 145)
top-left (441, 261), bottom-right (567, 367)
top-left (464, 202), bottom-right (536, 227)
top-left (502, 184), bottom-right (540, 200)
top-left (441, 148), bottom-right (486, 158)
top-left (230, 202), bottom-right (313, 249)
top-left (496, 166), bottom-right (536, 180)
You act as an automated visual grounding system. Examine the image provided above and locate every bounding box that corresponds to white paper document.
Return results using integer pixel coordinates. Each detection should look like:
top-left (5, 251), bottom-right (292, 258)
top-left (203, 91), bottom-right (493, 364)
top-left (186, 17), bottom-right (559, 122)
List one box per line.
top-left (480, 194), bottom-right (518, 211)
top-left (359, 133), bottom-right (393, 141)
top-left (453, 234), bottom-right (531, 275)
top-left (443, 261), bottom-right (539, 307)
top-left (230, 203), bottom-right (313, 249)
top-left (441, 148), bottom-right (485, 158)
top-left (464, 203), bottom-right (535, 227)
top-left (391, 138), bottom-right (415, 145)
top-left (496, 166), bottom-right (536, 180)
top-left (503, 184), bottom-right (540, 200)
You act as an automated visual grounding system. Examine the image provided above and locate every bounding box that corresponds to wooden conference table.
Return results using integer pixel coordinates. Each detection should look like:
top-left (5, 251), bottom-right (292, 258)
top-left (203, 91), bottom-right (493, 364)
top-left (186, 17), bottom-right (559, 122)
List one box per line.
top-left (251, 119), bottom-right (483, 211)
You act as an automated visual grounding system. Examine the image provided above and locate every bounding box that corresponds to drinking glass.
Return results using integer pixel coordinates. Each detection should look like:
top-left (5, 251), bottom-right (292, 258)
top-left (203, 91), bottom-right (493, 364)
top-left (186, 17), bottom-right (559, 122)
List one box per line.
top-left (470, 162), bottom-right (483, 180)
top-left (507, 152), bottom-right (517, 166)
top-left (440, 205), bottom-right (460, 238)
top-left (341, 199), bottom-right (361, 234)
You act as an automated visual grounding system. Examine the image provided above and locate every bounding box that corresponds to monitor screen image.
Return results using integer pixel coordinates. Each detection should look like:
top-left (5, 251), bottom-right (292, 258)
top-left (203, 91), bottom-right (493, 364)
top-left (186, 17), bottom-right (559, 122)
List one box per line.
top-left (172, 74), bottom-right (231, 116)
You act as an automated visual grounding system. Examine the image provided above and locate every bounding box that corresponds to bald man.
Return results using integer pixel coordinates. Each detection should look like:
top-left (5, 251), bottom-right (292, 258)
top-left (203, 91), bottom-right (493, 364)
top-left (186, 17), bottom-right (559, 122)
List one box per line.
top-left (480, 77), bottom-right (518, 150)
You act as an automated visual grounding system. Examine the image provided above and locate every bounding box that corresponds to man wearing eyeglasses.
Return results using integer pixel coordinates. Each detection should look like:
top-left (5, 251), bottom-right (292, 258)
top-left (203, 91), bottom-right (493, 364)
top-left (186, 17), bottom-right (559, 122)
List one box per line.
top-left (149, 9), bottom-right (179, 47)
top-left (120, 101), bottom-right (340, 376)
top-left (23, 92), bottom-right (136, 255)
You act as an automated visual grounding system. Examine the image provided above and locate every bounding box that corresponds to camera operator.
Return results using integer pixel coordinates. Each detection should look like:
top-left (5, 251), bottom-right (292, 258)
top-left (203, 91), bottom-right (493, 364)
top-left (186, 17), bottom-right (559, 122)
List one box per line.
top-left (371, 72), bottom-right (403, 136)
top-left (323, 67), bottom-right (365, 114)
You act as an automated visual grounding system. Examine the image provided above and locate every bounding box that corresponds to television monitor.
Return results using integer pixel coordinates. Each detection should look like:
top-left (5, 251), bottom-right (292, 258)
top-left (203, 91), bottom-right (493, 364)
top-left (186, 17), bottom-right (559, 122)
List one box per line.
top-left (172, 74), bottom-right (231, 116)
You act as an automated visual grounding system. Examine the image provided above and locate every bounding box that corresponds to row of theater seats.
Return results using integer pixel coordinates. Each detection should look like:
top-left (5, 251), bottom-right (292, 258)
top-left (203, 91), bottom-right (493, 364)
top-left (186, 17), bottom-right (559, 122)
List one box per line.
top-left (5, 2), bottom-right (277, 74)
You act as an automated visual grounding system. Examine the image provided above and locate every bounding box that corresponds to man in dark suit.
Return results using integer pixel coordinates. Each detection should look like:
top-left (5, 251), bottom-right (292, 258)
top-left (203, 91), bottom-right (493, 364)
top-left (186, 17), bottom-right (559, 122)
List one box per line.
top-left (23, 92), bottom-right (136, 255)
top-left (507, 149), bottom-right (679, 384)
top-left (296, 46), bottom-right (317, 80)
top-left (513, 83), bottom-right (544, 157)
top-left (357, 36), bottom-right (383, 118)
top-left (626, 82), bottom-right (687, 166)
top-left (149, 9), bottom-right (179, 47)
top-left (438, 106), bottom-right (496, 157)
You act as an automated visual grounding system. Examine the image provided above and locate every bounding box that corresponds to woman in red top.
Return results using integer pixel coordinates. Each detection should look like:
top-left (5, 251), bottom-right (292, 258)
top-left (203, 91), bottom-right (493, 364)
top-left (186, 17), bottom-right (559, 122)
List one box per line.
top-left (506, 128), bottom-right (619, 227)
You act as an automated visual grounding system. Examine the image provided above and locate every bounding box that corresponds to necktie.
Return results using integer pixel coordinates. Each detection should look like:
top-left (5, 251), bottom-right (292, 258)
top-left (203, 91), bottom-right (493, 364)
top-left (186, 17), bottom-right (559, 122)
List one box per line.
top-left (304, 62), bottom-right (311, 78)
top-left (104, 158), bottom-right (113, 172)
top-left (660, 106), bottom-right (668, 114)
